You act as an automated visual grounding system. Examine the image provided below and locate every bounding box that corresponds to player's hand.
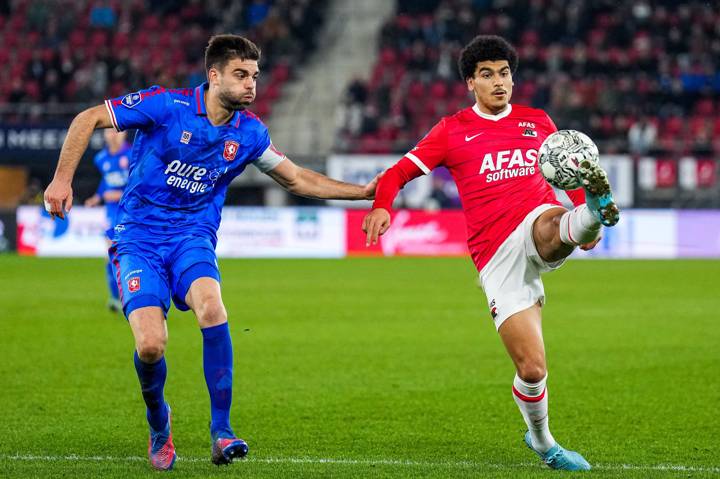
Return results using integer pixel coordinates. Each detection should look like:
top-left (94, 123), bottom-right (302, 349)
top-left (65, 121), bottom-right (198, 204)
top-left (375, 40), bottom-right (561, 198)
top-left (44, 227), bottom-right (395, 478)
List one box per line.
top-left (362, 208), bottom-right (391, 246)
top-left (580, 236), bottom-right (601, 251)
top-left (43, 179), bottom-right (73, 220)
top-left (362, 171), bottom-right (384, 200)
top-left (84, 194), bottom-right (101, 207)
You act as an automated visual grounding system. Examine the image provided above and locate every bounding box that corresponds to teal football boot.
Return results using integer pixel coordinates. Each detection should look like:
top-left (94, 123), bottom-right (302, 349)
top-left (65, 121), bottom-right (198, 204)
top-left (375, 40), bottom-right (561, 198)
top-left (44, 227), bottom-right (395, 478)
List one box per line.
top-left (524, 431), bottom-right (591, 471)
top-left (578, 159), bottom-right (620, 227)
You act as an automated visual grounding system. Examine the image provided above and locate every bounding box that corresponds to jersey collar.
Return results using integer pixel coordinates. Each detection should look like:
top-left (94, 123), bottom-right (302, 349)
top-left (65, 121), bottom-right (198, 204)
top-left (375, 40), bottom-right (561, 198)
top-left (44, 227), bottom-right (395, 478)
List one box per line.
top-left (472, 103), bottom-right (512, 121)
top-left (194, 83), bottom-right (209, 115)
top-left (194, 82), bottom-right (243, 127)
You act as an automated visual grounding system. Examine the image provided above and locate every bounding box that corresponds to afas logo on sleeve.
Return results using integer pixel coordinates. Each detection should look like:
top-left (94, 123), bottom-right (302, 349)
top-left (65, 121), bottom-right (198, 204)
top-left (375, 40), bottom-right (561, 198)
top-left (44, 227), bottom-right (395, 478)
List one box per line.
top-left (121, 92), bottom-right (143, 108)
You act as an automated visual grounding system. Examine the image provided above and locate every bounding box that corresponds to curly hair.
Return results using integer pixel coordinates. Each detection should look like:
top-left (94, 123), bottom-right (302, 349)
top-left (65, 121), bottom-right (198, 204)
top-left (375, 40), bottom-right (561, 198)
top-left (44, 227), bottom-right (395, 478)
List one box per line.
top-left (458, 35), bottom-right (518, 80)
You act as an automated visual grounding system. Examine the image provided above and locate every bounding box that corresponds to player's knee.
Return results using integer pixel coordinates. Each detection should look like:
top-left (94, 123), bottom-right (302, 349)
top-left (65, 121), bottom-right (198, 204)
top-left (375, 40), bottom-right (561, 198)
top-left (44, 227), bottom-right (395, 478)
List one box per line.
top-left (533, 209), bottom-right (572, 262)
top-left (136, 338), bottom-right (166, 363)
top-left (195, 299), bottom-right (227, 327)
top-left (516, 358), bottom-right (547, 383)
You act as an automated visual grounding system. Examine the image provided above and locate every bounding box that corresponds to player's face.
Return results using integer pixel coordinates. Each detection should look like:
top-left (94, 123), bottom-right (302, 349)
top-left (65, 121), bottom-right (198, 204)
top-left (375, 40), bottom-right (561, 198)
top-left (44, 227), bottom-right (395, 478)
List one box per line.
top-left (467, 60), bottom-right (513, 115)
top-left (211, 58), bottom-right (259, 110)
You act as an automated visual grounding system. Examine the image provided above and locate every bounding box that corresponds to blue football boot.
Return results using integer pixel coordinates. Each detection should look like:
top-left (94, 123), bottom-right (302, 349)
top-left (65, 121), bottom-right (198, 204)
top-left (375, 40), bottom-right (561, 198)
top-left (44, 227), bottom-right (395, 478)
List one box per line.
top-left (578, 159), bottom-right (620, 227)
top-left (524, 431), bottom-right (591, 471)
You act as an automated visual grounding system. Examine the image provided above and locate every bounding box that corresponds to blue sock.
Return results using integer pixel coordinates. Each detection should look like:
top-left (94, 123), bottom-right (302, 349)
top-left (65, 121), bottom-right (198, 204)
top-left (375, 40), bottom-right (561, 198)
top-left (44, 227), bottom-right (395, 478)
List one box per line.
top-left (133, 351), bottom-right (168, 431)
top-left (106, 262), bottom-right (119, 299)
top-left (202, 322), bottom-right (234, 439)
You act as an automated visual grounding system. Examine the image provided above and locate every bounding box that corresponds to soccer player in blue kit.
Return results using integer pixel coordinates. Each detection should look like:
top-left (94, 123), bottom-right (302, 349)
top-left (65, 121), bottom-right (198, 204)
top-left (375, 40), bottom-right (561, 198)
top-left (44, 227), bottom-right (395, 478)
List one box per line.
top-left (84, 129), bottom-right (130, 313)
top-left (44, 35), bottom-right (379, 470)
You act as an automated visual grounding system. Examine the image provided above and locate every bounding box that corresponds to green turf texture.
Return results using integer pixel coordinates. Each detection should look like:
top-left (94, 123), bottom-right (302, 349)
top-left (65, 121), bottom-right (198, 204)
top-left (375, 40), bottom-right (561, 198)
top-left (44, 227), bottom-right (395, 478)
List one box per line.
top-left (0, 256), bottom-right (718, 478)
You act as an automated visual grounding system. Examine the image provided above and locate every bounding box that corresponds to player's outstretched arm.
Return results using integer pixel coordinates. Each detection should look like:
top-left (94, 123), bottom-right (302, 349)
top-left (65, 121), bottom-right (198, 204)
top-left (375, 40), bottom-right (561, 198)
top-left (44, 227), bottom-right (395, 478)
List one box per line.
top-left (266, 157), bottom-right (380, 200)
top-left (360, 157), bottom-right (424, 246)
top-left (44, 105), bottom-right (113, 219)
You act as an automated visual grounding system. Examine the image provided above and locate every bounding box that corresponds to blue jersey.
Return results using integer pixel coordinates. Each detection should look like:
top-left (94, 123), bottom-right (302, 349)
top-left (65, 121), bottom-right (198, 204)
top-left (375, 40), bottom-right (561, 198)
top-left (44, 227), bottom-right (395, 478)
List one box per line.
top-left (93, 142), bottom-right (130, 200)
top-left (104, 83), bottom-right (283, 238)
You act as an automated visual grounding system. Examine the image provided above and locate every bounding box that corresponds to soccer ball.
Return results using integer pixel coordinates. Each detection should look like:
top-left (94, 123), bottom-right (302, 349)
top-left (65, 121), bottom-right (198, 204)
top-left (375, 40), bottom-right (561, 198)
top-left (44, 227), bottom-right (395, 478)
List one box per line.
top-left (538, 130), bottom-right (599, 190)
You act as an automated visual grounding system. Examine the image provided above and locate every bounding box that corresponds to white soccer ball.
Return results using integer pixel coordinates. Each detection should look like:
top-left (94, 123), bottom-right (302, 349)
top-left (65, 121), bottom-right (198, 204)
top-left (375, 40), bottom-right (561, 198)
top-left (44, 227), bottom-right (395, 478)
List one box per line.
top-left (538, 130), bottom-right (599, 190)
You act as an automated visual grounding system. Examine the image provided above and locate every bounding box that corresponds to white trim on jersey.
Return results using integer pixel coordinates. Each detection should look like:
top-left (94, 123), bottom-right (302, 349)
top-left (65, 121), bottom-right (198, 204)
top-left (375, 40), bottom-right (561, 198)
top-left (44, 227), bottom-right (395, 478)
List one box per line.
top-left (104, 99), bottom-right (121, 132)
top-left (405, 152), bottom-right (431, 175)
top-left (472, 103), bottom-right (512, 122)
top-left (252, 143), bottom-right (286, 173)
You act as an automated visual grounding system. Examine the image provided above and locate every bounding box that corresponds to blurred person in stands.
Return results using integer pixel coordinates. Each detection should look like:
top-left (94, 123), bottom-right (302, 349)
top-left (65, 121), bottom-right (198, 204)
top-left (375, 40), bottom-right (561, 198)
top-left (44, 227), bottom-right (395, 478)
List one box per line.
top-left (44, 34), bottom-right (379, 471)
top-left (628, 116), bottom-right (657, 155)
top-left (84, 129), bottom-right (130, 313)
top-left (364, 35), bottom-right (620, 471)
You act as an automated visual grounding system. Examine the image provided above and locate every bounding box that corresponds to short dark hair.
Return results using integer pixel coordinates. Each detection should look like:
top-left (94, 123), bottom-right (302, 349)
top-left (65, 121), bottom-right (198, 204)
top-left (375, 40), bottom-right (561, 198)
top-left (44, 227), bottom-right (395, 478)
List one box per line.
top-left (205, 34), bottom-right (261, 72)
top-left (458, 35), bottom-right (518, 80)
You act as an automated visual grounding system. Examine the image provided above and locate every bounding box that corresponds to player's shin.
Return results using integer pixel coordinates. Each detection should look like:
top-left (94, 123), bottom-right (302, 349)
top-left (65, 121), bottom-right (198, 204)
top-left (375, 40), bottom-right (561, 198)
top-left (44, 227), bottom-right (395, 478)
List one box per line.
top-left (202, 322), bottom-right (234, 439)
top-left (559, 204), bottom-right (601, 246)
top-left (512, 373), bottom-right (556, 453)
top-left (133, 351), bottom-right (169, 431)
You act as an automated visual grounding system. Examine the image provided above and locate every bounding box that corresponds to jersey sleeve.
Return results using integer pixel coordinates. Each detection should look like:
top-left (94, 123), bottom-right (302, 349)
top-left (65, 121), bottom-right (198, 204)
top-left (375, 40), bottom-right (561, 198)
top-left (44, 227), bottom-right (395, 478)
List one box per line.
top-left (250, 128), bottom-right (285, 173)
top-left (403, 118), bottom-right (448, 175)
top-left (104, 86), bottom-right (170, 132)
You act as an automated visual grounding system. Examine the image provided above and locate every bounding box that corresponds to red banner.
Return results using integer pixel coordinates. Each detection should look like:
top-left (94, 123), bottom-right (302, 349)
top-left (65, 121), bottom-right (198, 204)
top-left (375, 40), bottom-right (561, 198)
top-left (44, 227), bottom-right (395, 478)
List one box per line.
top-left (346, 209), bottom-right (469, 256)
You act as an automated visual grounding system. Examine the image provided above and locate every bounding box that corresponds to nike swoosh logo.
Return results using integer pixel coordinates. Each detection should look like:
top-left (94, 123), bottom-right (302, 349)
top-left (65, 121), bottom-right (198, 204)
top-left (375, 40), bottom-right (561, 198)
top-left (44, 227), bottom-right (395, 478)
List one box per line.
top-left (465, 132), bottom-right (484, 141)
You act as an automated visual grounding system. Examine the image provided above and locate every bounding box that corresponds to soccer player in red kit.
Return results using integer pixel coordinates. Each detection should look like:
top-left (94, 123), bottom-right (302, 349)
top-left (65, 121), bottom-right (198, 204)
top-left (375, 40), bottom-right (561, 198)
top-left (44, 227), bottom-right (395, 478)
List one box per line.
top-left (363, 35), bottom-right (619, 471)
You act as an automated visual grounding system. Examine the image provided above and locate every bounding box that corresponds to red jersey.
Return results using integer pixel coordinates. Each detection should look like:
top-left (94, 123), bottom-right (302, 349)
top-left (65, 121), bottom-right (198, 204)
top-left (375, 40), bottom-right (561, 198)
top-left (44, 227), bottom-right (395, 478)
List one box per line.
top-left (383, 103), bottom-right (584, 272)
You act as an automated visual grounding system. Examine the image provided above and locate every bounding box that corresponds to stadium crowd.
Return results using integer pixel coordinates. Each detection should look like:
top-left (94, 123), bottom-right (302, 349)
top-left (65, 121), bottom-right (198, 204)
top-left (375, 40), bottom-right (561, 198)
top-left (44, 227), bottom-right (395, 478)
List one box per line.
top-left (336, 0), bottom-right (720, 157)
top-left (0, 0), bottom-right (327, 123)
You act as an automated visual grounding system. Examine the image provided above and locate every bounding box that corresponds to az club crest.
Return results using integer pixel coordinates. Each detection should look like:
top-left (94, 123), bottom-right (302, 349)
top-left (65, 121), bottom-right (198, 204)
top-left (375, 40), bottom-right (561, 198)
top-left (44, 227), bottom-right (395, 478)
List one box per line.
top-left (223, 140), bottom-right (239, 161)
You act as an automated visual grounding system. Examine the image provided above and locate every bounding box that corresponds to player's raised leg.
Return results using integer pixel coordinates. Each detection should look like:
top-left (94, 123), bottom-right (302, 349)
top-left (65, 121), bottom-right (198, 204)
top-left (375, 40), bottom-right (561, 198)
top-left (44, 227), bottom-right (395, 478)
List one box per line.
top-left (185, 277), bottom-right (248, 465)
top-left (498, 304), bottom-right (591, 471)
top-left (531, 206), bottom-right (601, 263)
top-left (129, 306), bottom-right (176, 471)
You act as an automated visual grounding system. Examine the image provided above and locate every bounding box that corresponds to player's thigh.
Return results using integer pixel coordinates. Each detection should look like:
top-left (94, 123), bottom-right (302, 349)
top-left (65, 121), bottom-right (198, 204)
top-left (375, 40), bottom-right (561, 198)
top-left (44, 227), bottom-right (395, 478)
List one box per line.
top-left (167, 236), bottom-right (224, 325)
top-left (532, 206), bottom-right (574, 263)
top-left (185, 277), bottom-right (227, 328)
top-left (479, 219), bottom-right (546, 330)
top-left (498, 303), bottom-right (547, 381)
top-left (109, 242), bottom-right (172, 318)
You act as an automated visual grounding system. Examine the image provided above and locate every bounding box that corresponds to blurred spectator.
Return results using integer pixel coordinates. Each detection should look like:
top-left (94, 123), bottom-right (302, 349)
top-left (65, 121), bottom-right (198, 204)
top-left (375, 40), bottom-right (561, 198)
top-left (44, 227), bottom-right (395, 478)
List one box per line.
top-left (0, 0), bottom-right (329, 123)
top-left (339, 0), bottom-right (719, 155)
top-left (246, 0), bottom-right (271, 28)
top-left (89, 1), bottom-right (117, 29)
top-left (628, 117), bottom-right (658, 155)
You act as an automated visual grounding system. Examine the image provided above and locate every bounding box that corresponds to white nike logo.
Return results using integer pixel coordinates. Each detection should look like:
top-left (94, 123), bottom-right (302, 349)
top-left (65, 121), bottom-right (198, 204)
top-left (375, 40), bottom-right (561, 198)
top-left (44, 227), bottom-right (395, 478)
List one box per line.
top-left (465, 132), bottom-right (485, 141)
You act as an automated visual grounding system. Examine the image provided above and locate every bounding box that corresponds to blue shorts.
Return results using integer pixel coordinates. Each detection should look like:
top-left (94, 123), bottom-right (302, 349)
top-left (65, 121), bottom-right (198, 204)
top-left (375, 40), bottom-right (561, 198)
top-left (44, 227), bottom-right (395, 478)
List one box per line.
top-left (108, 227), bottom-right (220, 319)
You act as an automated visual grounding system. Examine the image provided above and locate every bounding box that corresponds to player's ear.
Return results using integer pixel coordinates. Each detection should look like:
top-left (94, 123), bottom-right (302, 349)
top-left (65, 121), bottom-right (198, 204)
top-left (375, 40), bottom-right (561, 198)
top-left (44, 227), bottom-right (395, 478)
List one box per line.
top-left (208, 67), bottom-right (219, 85)
top-left (466, 77), bottom-right (474, 91)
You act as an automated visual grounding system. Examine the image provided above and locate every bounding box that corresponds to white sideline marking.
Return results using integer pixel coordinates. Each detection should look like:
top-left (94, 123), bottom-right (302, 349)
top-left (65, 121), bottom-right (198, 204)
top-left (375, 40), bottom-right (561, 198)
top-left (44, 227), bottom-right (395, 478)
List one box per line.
top-left (1, 454), bottom-right (719, 473)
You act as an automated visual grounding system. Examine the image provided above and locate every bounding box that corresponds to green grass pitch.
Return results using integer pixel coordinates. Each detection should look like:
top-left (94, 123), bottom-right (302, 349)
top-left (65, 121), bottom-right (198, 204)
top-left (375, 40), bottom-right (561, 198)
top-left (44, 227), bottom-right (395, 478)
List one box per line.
top-left (0, 255), bottom-right (718, 478)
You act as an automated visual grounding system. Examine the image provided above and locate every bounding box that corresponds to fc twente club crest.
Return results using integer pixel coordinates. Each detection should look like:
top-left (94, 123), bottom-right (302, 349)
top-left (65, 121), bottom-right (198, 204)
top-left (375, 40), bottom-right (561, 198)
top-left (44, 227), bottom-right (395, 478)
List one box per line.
top-left (223, 140), bottom-right (239, 161)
